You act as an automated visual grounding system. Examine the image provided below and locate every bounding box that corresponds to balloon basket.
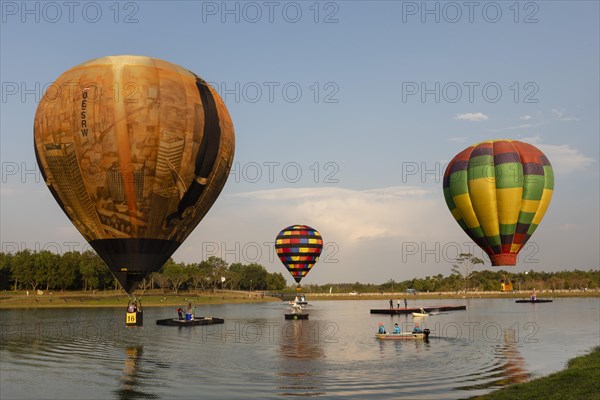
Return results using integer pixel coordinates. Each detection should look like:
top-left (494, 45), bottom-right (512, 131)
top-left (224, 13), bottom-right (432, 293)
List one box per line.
top-left (126, 299), bottom-right (144, 327)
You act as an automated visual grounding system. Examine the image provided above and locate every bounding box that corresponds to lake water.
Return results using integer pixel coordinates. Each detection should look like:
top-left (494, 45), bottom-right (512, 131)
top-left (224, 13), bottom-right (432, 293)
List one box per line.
top-left (1, 298), bottom-right (599, 399)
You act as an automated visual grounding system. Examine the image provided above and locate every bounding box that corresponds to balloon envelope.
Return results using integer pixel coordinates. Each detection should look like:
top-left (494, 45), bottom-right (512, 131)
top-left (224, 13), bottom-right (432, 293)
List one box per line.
top-left (34, 55), bottom-right (235, 293)
top-left (443, 140), bottom-right (553, 266)
top-left (275, 225), bottom-right (323, 284)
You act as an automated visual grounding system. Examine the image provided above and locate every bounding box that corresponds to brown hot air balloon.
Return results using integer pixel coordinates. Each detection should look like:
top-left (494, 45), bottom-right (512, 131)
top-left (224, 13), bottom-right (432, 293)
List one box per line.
top-left (34, 55), bottom-right (235, 298)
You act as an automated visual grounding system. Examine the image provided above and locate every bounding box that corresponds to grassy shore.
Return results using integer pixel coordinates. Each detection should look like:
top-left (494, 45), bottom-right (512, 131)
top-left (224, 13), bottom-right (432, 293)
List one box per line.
top-left (469, 346), bottom-right (600, 400)
top-left (0, 290), bottom-right (279, 308)
top-left (0, 289), bottom-right (597, 308)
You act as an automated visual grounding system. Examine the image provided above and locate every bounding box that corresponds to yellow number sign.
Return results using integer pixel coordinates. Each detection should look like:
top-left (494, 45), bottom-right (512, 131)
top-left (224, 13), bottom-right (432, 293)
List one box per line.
top-left (126, 313), bottom-right (137, 324)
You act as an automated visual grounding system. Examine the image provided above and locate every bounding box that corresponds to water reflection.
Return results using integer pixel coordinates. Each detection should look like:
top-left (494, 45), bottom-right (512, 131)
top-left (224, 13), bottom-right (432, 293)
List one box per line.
top-left (496, 328), bottom-right (529, 385)
top-left (277, 321), bottom-right (325, 396)
top-left (457, 327), bottom-right (529, 391)
top-left (113, 346), bottom-right (157, 400)
top-left (280, 321), bottom-right (323, 360)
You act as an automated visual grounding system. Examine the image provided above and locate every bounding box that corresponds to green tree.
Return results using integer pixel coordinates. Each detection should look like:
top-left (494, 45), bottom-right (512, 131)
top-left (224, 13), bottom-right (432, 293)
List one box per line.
top-left (451, 253), bottom-right (485, 293)
top-left (79, 250), bottom-right (108, 290)
top-left (201, 256), bottom-right (228, 290)
top-left (266, 272), bottom-right (287, 290)
top-left (36, 250), bottom-right (61, 291)
top-left (10, 249), bottom-right (33, 290)
top-left (161, 259), bottom-right (189, 294)
top-left (53, 251), bottom-right (81, 290)
top-left (188, 263), bottom-right (212, 292)
top-left (238, 263), bottom-right (268, 291)
top-left (0, 252), bottom-right (13, 290)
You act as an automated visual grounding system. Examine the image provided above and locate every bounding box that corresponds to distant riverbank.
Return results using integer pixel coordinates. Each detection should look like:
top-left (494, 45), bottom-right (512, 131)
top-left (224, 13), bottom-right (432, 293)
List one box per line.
top-left (1, 289), bottom-right (597, 308)
top-left (304, 289), bottom-right (599, 301)
top-left (0, 290), bottom-right (279, 309)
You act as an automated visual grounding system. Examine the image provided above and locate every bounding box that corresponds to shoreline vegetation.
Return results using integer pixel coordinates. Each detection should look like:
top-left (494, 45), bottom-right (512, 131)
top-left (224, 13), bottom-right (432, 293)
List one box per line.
top-left (469, 346), bottom-right (600, 400)
top-left (1, 289), bottom-right (598, 309)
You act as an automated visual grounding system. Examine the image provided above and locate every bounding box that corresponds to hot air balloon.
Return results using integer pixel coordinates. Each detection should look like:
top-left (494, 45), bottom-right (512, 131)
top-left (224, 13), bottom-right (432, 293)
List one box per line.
top-left (34, 56), bottom-right (235, 323)
top-left (275, 225), bottom-right (323, 290)
top-left (443, 140), bottom-right (553, 266)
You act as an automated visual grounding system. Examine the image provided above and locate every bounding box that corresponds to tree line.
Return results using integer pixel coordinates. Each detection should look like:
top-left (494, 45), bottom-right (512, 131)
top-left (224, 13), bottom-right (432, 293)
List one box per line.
top-left (1, 250), bottom-right (598, 294)
top-left (0, 250), bottom-right (287, 292)
top-left (300, 268), bottom-right (600, 294)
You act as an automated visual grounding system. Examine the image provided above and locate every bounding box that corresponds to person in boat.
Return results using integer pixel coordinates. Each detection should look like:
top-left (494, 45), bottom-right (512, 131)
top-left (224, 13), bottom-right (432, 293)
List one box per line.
top-left (389, 299), bottom-right (393, 309)
top-left (177, 307), bottom-right (183, 320)
top-left (392, 323), bottom-right (401, 334)
top-left (404, 298), bottom-right (407, 309)
top-left (397, 299), bottom-right (401, 308)
top-left (290, 303), bottom-right (303, 314)
top-left (420, 308), bottom-right (426, 314)
top-left (530, 291), bottom-right (537, 301)
top-left (413, 323), bottom-right (422, 333)
top-left (378, 322), bottom-right (386, 334)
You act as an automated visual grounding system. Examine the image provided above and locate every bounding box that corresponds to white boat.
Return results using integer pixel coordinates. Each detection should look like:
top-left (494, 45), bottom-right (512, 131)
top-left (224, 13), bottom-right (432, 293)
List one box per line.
top-left (412, 308), bottom-right (429, 317)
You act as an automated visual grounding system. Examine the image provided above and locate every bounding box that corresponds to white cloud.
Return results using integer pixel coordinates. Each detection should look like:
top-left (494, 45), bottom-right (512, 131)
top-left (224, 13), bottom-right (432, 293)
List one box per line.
top-left (490, 122), bottom-right (546, 132)
top-left (454, 112), bottom-right (489, 122)
top-left (177, 186), bottom-right (458, 284)
top-left (520, 115), bottom-right (532, 121)
top-left (552, 108), bottom-right (580, 121)
top-left (231, 186), bottom-right (432, 241)
top-left (522, 137), bottom-right (595, 175)
top-left (448, 136), bottom-right (468, 142)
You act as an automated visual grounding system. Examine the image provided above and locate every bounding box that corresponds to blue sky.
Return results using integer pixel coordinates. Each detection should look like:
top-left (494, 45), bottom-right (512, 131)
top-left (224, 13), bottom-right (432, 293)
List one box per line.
top-left (1, 1), bottom-right (598, 285)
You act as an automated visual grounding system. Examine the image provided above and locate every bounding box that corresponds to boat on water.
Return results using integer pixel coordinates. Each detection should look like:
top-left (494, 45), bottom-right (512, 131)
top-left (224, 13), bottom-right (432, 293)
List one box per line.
top-left (515, 299), bottom-right (553, 303)
top-left (156, 316), bottom-right (224, 326)
top-left (412, 308), bottom-right (429, 317)
top-left (376, 329), bottom-right (431, 340)
top-left (285, 301), bottom-right (308, 320)
top-left (285, 313), bottom-right (309, 320)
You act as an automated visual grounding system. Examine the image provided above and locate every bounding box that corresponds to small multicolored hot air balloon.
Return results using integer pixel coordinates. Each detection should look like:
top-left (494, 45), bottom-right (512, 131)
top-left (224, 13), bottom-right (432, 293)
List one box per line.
top-left (443, 140), bottom-right (553, 266)
top-left (34, 55), bottom-right (235, 300)
top-left (275, 225), bottom-right (323, 288)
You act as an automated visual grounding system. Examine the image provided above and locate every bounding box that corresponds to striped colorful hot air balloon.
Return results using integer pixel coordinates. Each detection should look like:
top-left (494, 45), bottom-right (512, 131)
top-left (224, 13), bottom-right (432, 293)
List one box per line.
top-left (275, 225), bottom-right (323, 286)
top-left (443, 140), bottom-right (554, 266)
